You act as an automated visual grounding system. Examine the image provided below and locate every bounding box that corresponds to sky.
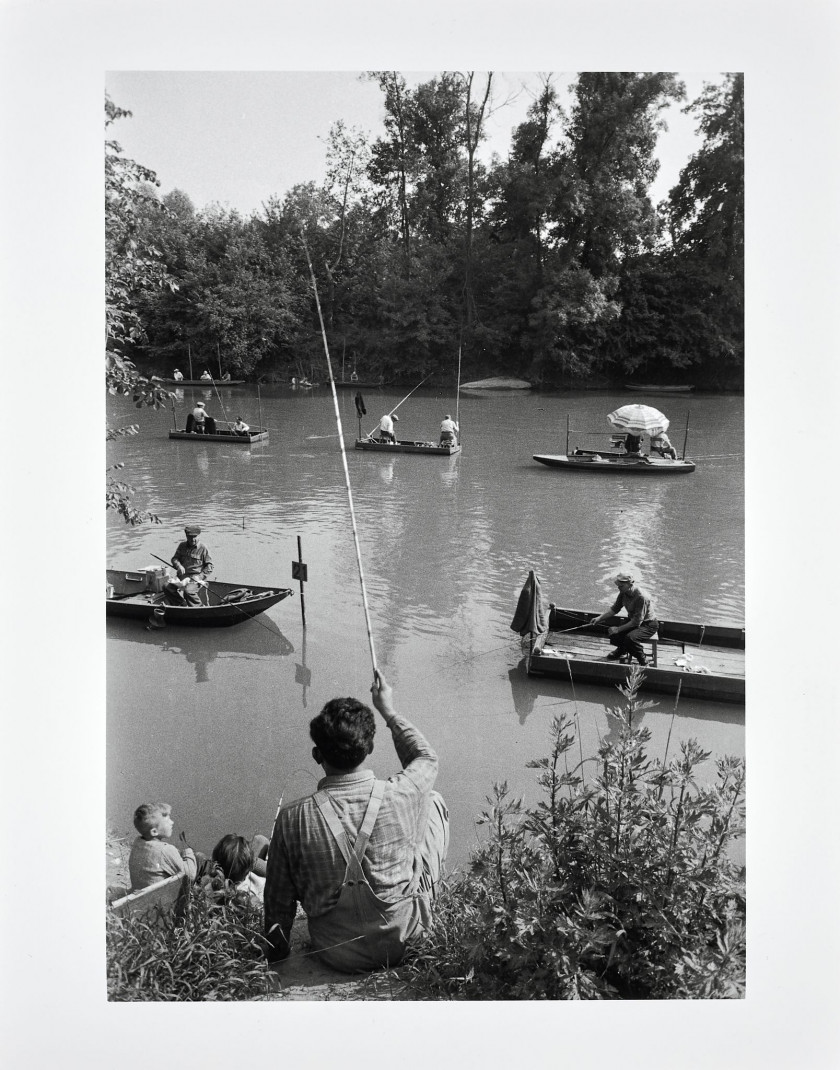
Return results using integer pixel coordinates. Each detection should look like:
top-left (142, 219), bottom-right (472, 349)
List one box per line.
top-left (105, 70), bottom-right (721, 216)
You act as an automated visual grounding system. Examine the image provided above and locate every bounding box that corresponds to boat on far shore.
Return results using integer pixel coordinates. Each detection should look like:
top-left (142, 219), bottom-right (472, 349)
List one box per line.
top-left (624, 383), bottom-right (694, 394)
top-left (460, 377), bottom-right (533, 390)
top-left (156, 377), bottom-right (245, 386)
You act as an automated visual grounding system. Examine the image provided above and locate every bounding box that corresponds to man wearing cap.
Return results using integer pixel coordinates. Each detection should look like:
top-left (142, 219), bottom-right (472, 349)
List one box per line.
top-left (590, 573), bottom-right (659, 666)
top-left (439, 414), bottom-right (459, 446)
top-left (190, 401), bottom-right (208, 433)
top-left (377, 412), bottom-right (399, 443)
top-left (171, 526), bottom-right (213, 607)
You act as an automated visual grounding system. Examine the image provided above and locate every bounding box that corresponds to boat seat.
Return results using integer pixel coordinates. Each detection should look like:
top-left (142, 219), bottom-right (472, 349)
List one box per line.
top-left (648, 634), bottom-right (686, 667)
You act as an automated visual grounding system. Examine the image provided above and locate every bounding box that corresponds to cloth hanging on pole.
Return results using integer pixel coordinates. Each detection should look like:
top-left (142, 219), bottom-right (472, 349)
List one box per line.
top-left (510, 570), bottom-right (547, 637)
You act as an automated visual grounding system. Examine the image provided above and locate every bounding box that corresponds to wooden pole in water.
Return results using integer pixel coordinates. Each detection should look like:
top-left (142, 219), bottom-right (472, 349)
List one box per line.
top-left (682, 410), bottom-right (690, 460)
top-left (566, 414), bottom-right (570, 455)
top-left (257, 383), bottom-right (264, 431)
top-left (297, 535), bottom-right (306, 628)
top-left (302, 233), bottom-right (378, 676)
top-left (217, 342), bottom-right (223, 379)
top-left (188, 343), bottom-right (193, 381)
top-left (170, 397), bottom-right (178, 430)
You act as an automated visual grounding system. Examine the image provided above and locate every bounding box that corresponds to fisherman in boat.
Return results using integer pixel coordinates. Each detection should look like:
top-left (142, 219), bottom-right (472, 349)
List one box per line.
top-left (263, 670), bottom-right (449, 971)
top-left (650, 431), bottom-right (677, 459)
top-left (377, 412), bottom-right (399, 443)
top-left (187, 400), bottom-right (216, 434)
top-left (170, 524), bottom-right (213, 607)
top-left (220, 372), bottom-right (231, 382)
top-left (233, 416), bottom-right (250, 434)
top-left (172, 368), bottom-right (184, 382)
top-left (624, 433), bottom-right (643, 455)
top-left (200, 369), bottom-right (213, 381)
top-left (589, 572), bottom-right (659, 666)
top-left (439, 414), bottom-right (459, 446)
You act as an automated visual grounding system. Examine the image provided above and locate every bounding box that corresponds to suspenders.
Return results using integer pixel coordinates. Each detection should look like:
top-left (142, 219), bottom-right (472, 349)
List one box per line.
top-left (313, 780), bottom-right (386, 883)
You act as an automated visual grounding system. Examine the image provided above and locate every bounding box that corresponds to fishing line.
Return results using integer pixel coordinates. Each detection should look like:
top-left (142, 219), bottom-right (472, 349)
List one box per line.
top-left (302, 234), bottom-right (378, 677)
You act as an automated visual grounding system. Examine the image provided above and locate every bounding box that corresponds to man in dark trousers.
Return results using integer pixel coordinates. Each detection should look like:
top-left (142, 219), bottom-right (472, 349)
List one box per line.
top-left (590, 572), bottom-right (659, 666)
top-left (169, 525), bottom-right (213, 606)
top-left (264, 671), bottom-right (449, 972)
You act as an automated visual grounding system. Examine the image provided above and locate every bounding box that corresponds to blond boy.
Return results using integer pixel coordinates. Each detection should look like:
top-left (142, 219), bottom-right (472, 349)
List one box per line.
top-left (128, 802), bottom-right (198, 892)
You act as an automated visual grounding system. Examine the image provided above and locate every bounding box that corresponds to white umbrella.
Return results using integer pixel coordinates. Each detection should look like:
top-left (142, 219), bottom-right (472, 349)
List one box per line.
top-left (607, 404), bottom-right (670, 436)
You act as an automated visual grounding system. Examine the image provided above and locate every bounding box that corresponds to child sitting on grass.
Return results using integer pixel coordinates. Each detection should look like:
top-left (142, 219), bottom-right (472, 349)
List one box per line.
top-left (128, 802), bottom-right (201, 892)
top-left (203, 834), bottom-right (269, 903)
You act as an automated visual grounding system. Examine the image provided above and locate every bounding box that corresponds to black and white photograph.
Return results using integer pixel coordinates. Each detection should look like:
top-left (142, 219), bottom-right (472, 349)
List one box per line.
top-left (3, 0), bottom-right (837, 1066)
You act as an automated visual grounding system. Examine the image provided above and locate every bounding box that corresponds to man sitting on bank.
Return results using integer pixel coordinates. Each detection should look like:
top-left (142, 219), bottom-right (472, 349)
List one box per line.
top-left (169, 525), bottom-right (213, 606)
top-left (264, 671), bottom-right (449, 972)
top-left (590, 572), bottom-right (659, 666)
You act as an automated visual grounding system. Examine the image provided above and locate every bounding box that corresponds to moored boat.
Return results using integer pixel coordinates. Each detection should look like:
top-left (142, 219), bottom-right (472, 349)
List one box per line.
top-left (525, 603), bottom-right (744, 704)
top-left (460, 377), bottom-right (533, 390)
top-left (106, 569), bottom-right (293, 627)
top-left (355, 437), bottom-right (461, 456)
top-left (624, 383), bottom-right (694, 394)
top-left (159, 378), bottom-right (245, 386)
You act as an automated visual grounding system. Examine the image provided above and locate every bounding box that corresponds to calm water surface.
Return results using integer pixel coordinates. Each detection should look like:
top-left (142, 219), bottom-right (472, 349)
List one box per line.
top-left (107, 386), bottom-right (744, 869)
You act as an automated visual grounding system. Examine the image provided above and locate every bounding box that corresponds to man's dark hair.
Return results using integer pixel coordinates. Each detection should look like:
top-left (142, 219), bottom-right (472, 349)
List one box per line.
top-left (310, 697), bottom-right (376, 770)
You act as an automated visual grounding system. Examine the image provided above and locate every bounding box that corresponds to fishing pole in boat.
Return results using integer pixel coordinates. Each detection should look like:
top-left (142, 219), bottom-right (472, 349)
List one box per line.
top-left (364, 373), bottom-right (431, 439)
top-left (302, 233), bottom-right (379, 676)
top-left (455, 338), bottom-right (462, 442)
top-left (209, 377), bottom-right (231, 427)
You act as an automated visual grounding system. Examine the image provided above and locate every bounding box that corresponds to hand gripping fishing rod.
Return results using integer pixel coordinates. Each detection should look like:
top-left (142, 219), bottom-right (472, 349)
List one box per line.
top-left (301, 234), bottom-right (378, 676)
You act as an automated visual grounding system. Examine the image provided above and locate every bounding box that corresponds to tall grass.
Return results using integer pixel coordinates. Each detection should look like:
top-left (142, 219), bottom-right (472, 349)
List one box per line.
top-left (401, 668), bottom-right (746, 999)
top-left (107, 889), bottom-right (275, 1001)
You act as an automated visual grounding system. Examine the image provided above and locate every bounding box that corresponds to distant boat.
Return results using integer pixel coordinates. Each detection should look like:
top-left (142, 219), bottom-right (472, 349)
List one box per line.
top-left (624, 384), bottom-right (694, 394)
top-left (533, 450), bottom-right (695, 474)
top-left (158, 378), bottom-right (245, 386)
top-left (460, 377), bottom-right (533, 390)
top-left (355, 437), bottom-right (460, 456)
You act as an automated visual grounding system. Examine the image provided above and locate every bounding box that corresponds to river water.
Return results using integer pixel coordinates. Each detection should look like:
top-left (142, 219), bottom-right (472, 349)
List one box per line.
top-left (106, 385), bottom-right (744, 869)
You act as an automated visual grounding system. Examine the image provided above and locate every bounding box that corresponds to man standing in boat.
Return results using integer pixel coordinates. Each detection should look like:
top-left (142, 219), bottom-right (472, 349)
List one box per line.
top-left (439, 414), bottom-right (459, 446)
top-left (590, 572), bottom-right (659, 666)
top-left (264, 671), bottom-right (449, 972)
top-left (170, 525), bottom-right (213, 607)
top-left (172, 368), bottom-right (184, 381)
top-left (377, 412), bottom-right (398, 443)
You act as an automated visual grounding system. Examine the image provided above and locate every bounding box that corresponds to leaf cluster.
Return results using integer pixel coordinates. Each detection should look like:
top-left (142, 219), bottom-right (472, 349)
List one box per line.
top-left (402, 669), bottom-right (745, 1000)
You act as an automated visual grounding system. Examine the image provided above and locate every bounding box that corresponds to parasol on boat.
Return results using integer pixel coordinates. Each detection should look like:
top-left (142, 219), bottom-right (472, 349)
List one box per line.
top-left (510, 570), bottom-right (547, 637)
top-left (607, 404), bottom-right (670, 436)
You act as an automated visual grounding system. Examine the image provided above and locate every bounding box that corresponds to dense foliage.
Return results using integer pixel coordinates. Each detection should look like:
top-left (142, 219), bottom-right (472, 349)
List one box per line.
top-left (107, 72), bottom-right (744, 390)
top-left (402, 668), bottom-right (746, 999)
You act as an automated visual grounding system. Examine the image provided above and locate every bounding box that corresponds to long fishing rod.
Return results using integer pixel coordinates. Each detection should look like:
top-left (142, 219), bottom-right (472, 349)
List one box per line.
top-left (210, 376), bottom-right (231, 427)
top-left (302, 235), bottom-right (378, 676)
top-left (455, 341), bottom-right (462, 439)
top-left (364, 373), bottom-right (431, 439)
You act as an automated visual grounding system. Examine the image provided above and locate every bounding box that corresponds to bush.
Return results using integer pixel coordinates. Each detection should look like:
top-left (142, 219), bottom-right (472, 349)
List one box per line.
top-left (403, 668), bottom-right (746, 999)
top-left (107, 887), bottom-right (275, 1001)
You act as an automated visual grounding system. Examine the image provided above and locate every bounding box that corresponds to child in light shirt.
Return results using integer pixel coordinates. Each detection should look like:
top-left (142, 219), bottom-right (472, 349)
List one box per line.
top-left (128, 802), bottom-right (198, 892)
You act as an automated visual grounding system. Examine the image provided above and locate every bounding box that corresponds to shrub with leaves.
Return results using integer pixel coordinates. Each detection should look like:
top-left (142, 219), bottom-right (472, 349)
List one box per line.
top-left (107, 888), bottom-right (275, 1001)
top-left (404, 668), bottom-right (745, 999)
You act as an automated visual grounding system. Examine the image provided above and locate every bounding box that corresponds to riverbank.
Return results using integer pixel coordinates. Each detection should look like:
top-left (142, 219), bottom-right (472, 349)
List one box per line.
top-left (106, 831), bottom-right (408, 1000)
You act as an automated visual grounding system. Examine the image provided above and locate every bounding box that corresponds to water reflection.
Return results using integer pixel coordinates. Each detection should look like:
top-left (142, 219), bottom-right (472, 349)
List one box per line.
top-left (377, 461), bottom-right (395, 485)
top-left (295, 629), bottom-right (312, 708)
top-left (108, 616), bottom-right (295, 684)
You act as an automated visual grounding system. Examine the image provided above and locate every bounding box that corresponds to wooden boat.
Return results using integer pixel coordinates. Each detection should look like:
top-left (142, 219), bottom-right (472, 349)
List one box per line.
top-left (625, 384), bottom-right (694, 394)
top-left (169, 426), bottom-right (269, 444)
top-left (534, 449), bottom-right (695, 474)
top-left (106, 569), bottom-right (293, 627)
top-left (158, 378), bottom-right (245, 386)
top-left (526, 605), bottom-right (744, 704)
top-left (335, 380), bottom-right (387, 389)
top-left (460, 377), bottom-right (533, 390)
top-left (355, 436), bottom-right (461, 456)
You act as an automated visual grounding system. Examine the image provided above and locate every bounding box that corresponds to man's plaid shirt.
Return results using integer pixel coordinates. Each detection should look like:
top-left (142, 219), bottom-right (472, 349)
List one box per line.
top-left (264, 712), bottom-right (438, 958)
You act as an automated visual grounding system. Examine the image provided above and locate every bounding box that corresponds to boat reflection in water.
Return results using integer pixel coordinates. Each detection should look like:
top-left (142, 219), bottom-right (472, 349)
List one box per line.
top-left (107, 614), bottom-right (295, 684)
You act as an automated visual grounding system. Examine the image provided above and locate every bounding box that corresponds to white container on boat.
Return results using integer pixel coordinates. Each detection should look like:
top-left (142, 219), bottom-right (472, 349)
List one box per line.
top-left (106, 583), bottom-right (115, 599)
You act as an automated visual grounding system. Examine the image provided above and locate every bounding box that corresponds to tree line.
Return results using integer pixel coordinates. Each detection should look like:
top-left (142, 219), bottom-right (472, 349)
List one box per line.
top-left (106, 72), bottom-right (743, 390)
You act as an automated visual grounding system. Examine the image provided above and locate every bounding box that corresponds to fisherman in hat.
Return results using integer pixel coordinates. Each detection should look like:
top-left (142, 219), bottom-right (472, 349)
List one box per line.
top-left (439, 414), bottom-right (459, 446)
top-left (377, 412), bottom-right (399, 444)
top-left (170, 525), bottom-right (214, 607)
top-left (172, 368), bottom-right (184, 382)
top-left (590, 572), bottom-right (659, 666)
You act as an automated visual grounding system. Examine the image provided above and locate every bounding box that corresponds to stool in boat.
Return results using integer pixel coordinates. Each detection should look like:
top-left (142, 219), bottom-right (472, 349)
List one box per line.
top-left (647, 632), bottom-right (686, 667)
